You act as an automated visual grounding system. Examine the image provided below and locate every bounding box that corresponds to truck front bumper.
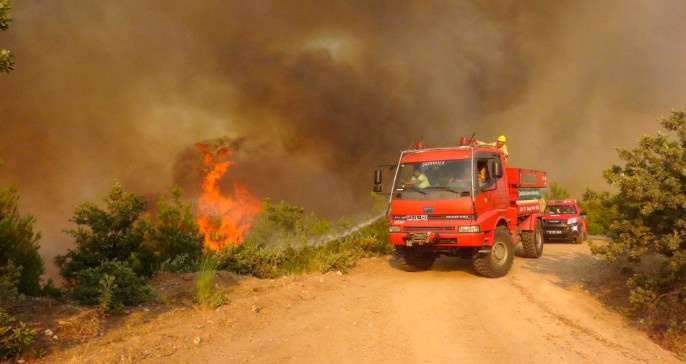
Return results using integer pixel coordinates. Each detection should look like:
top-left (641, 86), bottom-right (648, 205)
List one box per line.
top-left (542, 223), bottom-right (581, 240)
top-left (388, 231), bottom-right (487, 247)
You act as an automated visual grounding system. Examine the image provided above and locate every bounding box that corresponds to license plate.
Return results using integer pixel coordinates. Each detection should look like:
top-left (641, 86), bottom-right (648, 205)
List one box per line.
top-left (547, 230), bottom-right (562, 234)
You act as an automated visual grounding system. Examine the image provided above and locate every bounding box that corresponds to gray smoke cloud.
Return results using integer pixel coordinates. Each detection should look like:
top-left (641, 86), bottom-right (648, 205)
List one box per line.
top-left (1, 0), bottom-right (686, 275)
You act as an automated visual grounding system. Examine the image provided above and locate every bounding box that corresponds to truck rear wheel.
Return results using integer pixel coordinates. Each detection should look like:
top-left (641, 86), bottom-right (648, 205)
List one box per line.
top-left (394, 247), bottom-right (435, 272)
top-left (521, 220), bottom-right (544, 258)
top-left (472, 227), bottom-right (514, 278)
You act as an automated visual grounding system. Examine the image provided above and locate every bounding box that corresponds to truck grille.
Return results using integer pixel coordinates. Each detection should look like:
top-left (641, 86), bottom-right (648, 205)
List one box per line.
top-left (404, 226), bottom-right (455, 231)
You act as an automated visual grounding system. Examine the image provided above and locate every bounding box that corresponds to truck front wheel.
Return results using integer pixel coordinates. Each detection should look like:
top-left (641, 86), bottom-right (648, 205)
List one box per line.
top-left (521, 220), bottom-right (544, 258)
top-left (394, 247), bottom-right (435, 272)
top-left (472, 227), bottom-right (514, 278)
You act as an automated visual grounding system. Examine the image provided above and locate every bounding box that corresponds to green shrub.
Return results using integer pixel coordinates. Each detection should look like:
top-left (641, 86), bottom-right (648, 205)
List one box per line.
top-left (55, 182), bottom-right (148, 284)
top-left (136, 186), bottom-right (204, 276)
top-left (591, 108), bottom-right (686, 335)
top-left (39, 278), bottom-right (66, 300)
top-left (218, 214), bottom-right (391, 278)
top-left (0, 309), bottom-right (36, 359)
top-left (57, 183), bottom-right (205, 282)
top-left (246, 198), bottom-right (333, 248)
top-left (70, 260), bottom-right (151, 314)
top-left (218, 242), bottom-right (284, 278)
top-left (0, 180), bottom-right (44, 296)
top-left (0, 261), bottom-right (23, 311)
top-left (580, 188), bottom-right (617, 236)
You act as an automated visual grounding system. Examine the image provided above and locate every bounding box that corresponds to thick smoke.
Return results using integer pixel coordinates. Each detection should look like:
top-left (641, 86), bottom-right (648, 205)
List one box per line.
top-left (1, 0), bottom-right (686, 271)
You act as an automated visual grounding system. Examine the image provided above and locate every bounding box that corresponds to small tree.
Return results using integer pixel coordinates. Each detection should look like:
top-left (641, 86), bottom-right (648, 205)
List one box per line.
top-left (544, 181), bottom-right (571, 200)
top-left (579, 188), bottom-right (617, 235)
top-left (0, 0), bottom-right (14, 73)
top-left (135, 186), bottom-right (204, 275)
top-left (246, 198), bottom-right (331, 248)
top-left (55, 182), bottom-right (148, 284)
top-left (0, 159), bottom-right (44, 296)
top-left (592, 108), bottom-right (686, 333)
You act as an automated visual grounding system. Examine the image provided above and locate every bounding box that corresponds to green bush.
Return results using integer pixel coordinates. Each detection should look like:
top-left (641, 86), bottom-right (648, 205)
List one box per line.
top-left (57, 183), bottom-right (205, 282)
top-left (0, 180), bottom-right (44, 296)
top-left (135, 186), bottom-right (204, 276)
top-left (0, 261), bottom-right (23, 311)
top-left (39, 278), bottom-right (66, 300)
top-left (580, 188), bottom-right (617, 235)
top-left (55, 182), bottom-right (148, 284)
top-left (246, 198), bottom-right (332, 248)
top-left (217, 212), bottom-right (391, 278)
top-left (0, 309), bottom-right (36, 360)
top-left (70, 260), bottom-right (151, 314)
top-left (591, 108), bottom-right (686, 335)
top-left (218, 242), bottom-right (284, 278)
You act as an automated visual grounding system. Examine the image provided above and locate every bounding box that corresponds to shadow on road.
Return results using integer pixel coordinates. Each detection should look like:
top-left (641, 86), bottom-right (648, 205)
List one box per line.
top-left (387, 255), bottom-right (478, 276)
top-left (516, 240), bottom-right (632, 311)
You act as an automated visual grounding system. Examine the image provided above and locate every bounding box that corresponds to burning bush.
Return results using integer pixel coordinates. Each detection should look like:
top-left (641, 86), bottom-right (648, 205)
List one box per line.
top-left (195, 143), bottom-right (262, 250)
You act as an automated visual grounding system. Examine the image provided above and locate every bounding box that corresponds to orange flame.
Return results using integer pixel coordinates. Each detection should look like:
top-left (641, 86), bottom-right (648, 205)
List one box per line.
top-left (195, 143), bottom-right (262, 250)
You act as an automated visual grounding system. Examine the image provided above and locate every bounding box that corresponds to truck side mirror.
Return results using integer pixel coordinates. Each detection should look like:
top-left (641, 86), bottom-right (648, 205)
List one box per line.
top-left (373, 169), bottom-right (382, 193)
top-left (493, 161), bottom-right (503, 178)
top-left (489, 160), bottom-right (503, 178)
top-left (580, 210), bottom-right (587, 216)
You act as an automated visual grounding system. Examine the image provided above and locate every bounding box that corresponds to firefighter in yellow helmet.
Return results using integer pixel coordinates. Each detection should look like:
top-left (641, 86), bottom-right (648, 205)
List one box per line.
top-left (476, 135), bottom-right (509, 161)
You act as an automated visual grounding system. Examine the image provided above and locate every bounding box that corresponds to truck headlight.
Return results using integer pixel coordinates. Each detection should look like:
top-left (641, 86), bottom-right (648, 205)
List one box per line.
top-left (458, 225), bottom-right (480, 233)
top-left (567, 217), bottom-right (578, 225)
top-left (389, 226), bottom-right (401, 232)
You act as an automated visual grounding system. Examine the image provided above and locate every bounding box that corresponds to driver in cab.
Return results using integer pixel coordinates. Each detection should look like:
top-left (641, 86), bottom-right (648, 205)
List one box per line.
top-left (404, 167), bottom-right (430, 188)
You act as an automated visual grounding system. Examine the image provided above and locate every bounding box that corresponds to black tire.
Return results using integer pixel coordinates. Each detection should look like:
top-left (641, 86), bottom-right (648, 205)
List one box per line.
top-left (472, 227), bottom-right (514, 278)
top-left (574, 231), bottom-right (583, 244)
top-left (394, 247), bottom-right (435, 272)
top-left (522, 220), bottom-right (544, 258)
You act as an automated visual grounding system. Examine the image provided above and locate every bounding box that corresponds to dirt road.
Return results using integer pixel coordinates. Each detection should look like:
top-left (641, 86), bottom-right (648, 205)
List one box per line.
top-left (37, 240), bottom-right (680, 363)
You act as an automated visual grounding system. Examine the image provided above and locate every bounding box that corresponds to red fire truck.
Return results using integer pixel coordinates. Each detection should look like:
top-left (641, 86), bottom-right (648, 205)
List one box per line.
top-left (373, 140), bottom-right (547, 278)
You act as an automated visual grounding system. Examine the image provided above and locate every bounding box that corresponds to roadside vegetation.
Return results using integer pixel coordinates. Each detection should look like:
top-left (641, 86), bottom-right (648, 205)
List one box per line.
top-left (551, 108), bottom-right (686, 353)
top-left (589, 109), bottom-right (686, 353)
top-left (0, 0), bottom-right (14, 73)
top-left (0, 165), bottom-right (389, 359)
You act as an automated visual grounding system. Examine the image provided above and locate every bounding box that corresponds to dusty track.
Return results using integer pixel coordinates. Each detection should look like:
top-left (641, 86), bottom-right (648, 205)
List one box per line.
top-left (35, 240), bottom-right (679, 363)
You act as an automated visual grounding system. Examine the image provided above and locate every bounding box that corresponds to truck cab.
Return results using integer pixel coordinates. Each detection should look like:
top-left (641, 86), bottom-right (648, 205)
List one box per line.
top-left (374, 140), bottom-right (547, 278)
top-left (542, 199), bottom-right (587, 244)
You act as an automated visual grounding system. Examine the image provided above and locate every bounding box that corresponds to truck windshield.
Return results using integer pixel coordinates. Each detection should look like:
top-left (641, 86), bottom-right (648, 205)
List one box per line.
top-left (545, 205), bottom-right (577, 214)
top-left (394, 160), bottom-right (472, 192)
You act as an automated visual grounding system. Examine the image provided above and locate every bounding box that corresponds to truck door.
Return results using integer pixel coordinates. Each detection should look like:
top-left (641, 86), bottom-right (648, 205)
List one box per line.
top-left (474, 157), bottom-right (496, 214)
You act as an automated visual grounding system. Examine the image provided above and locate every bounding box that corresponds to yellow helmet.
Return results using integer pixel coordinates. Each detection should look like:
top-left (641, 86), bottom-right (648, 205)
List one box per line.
top-left (497, 135), bottom-right (506, 143)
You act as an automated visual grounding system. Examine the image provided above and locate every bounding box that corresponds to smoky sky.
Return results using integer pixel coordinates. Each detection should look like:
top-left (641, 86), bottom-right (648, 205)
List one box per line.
top-left (1, 0), bottom-right (686, 270)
